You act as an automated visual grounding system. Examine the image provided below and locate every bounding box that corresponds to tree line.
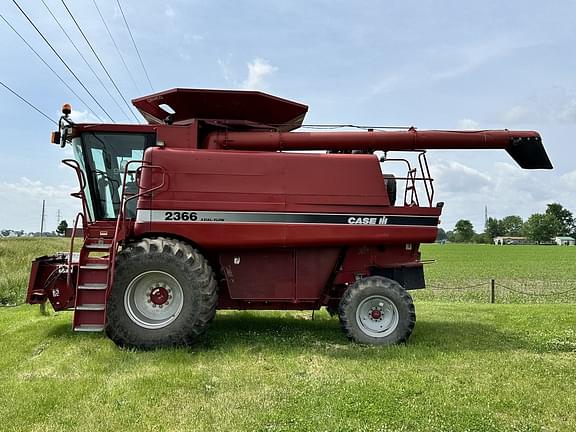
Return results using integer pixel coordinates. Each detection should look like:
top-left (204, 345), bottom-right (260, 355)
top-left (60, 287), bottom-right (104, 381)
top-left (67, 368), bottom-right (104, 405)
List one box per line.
top-left (0, 220), bottom-right (69, 238)
top-left (440, 203), bottom-right (575, 243)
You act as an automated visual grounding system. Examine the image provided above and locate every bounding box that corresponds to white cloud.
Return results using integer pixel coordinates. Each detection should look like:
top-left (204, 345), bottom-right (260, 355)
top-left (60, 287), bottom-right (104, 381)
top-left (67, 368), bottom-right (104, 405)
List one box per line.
top-left (240, 58), bottom-right (278, 91)
top-left (499, 88), bottom-right (576, 125)
top-left (69, 110), bottom-right (102, 124)
top-left (500, 105), bottom-right (541, 124)
top-left (561, 169), bottom-right (576, 188)
top-left (367, 37), bottom-right (534, 98)
top-left (190, 34), bottom-right (204, 43)
top-left (369, 76), bottom-right (401, 96)
top-left (1, 177), bottom-right (73, 199)
top-left (434, 159), bottom-right (492, 195)
top-left (217, 56), bottom-right (234, 86)
top-left (457, 118), bottom-right (480, 130)
top-left (0, 177), bottom-right (80, 232)
top-left (165, 6), bottom-right (175, 18)
top-left (430, 156), bottom-right (574, 231)
top-left (431, 37), bottom-right (530, 81)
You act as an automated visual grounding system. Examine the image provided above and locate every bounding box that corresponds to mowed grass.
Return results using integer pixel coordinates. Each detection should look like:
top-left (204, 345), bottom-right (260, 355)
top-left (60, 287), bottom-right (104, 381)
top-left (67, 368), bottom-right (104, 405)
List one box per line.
top-left (1, 304), bottom-right (575, 431)
top-left (1, 239), bottom-right (576, 430)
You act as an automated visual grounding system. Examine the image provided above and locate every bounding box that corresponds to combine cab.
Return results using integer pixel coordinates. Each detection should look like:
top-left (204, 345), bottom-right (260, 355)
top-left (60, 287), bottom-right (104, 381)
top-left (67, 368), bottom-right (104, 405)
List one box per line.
top-left (27, 88), bottom-right (553, 348)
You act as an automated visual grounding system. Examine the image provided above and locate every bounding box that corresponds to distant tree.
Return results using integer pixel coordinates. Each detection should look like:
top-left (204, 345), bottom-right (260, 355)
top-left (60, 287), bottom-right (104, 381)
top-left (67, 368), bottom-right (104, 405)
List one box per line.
top-left (523, 213), bottom-right (562, 243)
top-left (446, 230), bottom-right (456, 242)
top-left (500, 215), bottom-right (524, 236)
top-left (56, 220), bottom-right (68, 236)
top-left (485, 217), bottom-right (504, 241)
top-left (436, 228), bottom-right (447, 242)
top-left (473, 232), bottom-right (488, 244)
top-left (545, 203), bottom-right (574, 236)
top-left (454, 219), bottom-right (475, 242)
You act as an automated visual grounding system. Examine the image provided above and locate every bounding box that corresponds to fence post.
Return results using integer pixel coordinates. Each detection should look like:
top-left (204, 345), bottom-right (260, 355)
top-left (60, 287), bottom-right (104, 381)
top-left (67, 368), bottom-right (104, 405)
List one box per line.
top-left (490, 279), bottom-right (495, 304)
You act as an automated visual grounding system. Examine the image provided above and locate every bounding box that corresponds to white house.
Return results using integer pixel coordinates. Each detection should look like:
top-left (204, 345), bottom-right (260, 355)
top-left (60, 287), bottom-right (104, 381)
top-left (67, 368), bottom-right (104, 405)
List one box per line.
top-left (554, 236), bottom-right (575, 246)
top-left (493, 236), bottom-right (529, 245)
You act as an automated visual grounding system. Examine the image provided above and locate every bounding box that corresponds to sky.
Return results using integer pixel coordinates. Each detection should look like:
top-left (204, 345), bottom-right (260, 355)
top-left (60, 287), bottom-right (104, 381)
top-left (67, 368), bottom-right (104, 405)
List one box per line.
top-left (0, 0), bottom-right (575, 233)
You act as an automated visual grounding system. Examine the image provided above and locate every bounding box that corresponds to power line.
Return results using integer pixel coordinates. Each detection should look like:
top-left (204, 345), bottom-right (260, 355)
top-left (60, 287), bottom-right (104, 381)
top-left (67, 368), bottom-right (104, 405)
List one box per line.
top-left (116, 0), bottom-right (154, 92)
top-left (11, 0), bottom-right (115, 122)
top-left (60, 0), bottom-right (140, 122)
top-left (0, 13), bottom-right (103, 122)
top-left (0, 79), bottom-right (57, 125)
top-left (91, 0), bottom-right (141, 95)
top-left (39, 0), bottom-right (129, 122)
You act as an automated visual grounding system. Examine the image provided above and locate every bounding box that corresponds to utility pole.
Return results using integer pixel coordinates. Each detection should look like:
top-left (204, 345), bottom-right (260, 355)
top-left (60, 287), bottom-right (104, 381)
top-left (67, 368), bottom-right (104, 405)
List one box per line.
top-left (40, 199), bottom-right (46, 236)
top-left (57, 209), bottom-right (61, 224)
top-left (484, 205), bottom-right (488, 228)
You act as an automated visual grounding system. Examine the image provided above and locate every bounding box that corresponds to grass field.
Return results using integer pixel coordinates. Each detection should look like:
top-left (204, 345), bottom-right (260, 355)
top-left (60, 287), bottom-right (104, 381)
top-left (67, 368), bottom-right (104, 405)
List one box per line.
top-left (1, 238), bottom-right (576, 431)
top-left (1, 304), bottom-right (575, 431)
top-left (0, 238), bottom-right (70, 305)
top-left (416, 243), bottom-right (576, 303)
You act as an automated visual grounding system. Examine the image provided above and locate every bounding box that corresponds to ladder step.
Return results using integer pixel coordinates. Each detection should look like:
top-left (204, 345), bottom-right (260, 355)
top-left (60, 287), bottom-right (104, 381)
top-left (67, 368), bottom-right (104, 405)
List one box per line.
top-left (78, 283), bottom-right (107, 290)
top-left (74, 324), bottom-right (105, 332)
top-left (76, 304), bottom-right (105, 311)
top-left (85, 243), bottom-right (112, 250)
top-left (80, 264), bottom-right (109, 270)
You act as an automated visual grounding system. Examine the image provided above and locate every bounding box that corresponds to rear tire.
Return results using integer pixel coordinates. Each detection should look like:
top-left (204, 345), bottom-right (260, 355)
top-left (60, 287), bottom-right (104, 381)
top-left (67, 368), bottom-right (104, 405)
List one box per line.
top-left (106, 237), bottom-right (217, 349)
top-left (339, 276), bottom-right (415, 345)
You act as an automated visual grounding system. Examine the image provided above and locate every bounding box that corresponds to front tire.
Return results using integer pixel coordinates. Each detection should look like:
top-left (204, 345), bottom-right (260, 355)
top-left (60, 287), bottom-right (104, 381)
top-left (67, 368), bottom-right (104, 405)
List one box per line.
top-left (339, 276), bottom-right (415, 345)
top-left (106, 237), bottom-right (217, 349)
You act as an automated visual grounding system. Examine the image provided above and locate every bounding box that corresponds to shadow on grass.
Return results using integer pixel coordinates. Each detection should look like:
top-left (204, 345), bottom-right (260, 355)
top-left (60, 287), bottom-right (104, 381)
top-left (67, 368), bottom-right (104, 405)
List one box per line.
top-left (39, 311), bottom-right (531, 355)
top-left (202, 312), bottom-right (530, 355)
top-left (44, 321), bottom-right (106, 341)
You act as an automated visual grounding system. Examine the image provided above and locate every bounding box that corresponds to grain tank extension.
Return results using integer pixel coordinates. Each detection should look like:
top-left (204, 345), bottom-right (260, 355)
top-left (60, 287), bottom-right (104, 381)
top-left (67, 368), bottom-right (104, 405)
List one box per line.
top-left (27, 88), bottom-right (552, 348)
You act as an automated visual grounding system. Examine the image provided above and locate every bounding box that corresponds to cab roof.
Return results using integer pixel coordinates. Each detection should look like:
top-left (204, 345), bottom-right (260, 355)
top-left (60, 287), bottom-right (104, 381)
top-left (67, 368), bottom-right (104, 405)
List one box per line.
top-left (132, 88), bottom-right (308, 131)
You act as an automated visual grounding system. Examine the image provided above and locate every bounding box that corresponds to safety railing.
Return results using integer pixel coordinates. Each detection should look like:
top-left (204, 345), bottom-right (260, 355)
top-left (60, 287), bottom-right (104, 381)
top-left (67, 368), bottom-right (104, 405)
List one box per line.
top-left (61, 159), bottom-right (91, 223)
top-left (61, 159), bottom-right (91, 290)
top-left (381, 151), bottom-right (435, 207)
top-left (66, 211), bottom-right (85, 289)
top-left (107, 161), bottom-right (167, 291)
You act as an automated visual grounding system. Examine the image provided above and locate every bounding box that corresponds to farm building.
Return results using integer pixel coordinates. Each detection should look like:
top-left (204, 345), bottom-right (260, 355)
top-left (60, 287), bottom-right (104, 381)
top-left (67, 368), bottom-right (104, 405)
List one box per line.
top-left (554, 236), bottom-right (575, 246)
top-left (493, 236), bottom-right (530, 245)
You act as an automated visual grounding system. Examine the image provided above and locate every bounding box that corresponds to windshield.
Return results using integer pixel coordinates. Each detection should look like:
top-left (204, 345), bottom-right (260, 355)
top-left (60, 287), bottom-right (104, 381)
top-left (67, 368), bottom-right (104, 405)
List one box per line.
top-left (73, 132), bottom-right (154, 220)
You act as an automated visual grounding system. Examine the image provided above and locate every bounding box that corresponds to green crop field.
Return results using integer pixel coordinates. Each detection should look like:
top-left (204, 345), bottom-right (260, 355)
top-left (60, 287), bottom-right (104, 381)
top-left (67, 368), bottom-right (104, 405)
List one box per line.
top-left (416, 243), bottom-right (576, 303)
top-left (1, 238), bottom-right (575, 431)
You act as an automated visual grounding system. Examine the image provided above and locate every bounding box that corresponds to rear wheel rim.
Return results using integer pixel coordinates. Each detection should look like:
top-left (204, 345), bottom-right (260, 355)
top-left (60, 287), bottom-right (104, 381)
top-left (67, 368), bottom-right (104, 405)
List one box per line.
top-left (355, 295), bottom-right (399, 338)
top-left (124, 271), bottom-right (184, 329)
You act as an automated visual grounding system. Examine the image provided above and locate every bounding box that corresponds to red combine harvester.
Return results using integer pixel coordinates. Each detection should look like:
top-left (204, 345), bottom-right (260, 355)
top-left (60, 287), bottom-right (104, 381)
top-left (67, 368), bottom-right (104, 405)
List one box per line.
top-left (27, 89), bottom-right (552, 348)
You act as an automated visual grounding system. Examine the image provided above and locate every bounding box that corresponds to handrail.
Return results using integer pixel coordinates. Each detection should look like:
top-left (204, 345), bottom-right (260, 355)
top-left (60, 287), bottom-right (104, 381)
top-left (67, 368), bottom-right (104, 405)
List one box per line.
top-left (67, 212), bottom-right (85, 289)
top-left (381, 151), bottom-right (435, 207)
top-left (61, 159), bottom-right (91, 222)
top-left (405, 168), bottom-right (419, 206)
top-left (107, 161), bottom-right (167, 292)
top-left (114, 160), bottom-right (167, 243)
top-left (418, 152), bottom-right (434, 206)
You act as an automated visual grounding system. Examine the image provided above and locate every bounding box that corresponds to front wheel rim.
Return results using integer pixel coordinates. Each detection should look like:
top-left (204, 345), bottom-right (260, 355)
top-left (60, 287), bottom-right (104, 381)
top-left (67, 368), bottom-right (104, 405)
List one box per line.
top-left (124, 271), bottom-right (184, 329)
top-left (355, 295), bottom-right (399, 338)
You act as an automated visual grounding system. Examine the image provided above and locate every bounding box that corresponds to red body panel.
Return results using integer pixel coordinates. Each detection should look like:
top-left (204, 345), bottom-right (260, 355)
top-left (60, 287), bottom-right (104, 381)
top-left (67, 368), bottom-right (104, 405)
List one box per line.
top-left (135, 148), bottom-right (440, 250)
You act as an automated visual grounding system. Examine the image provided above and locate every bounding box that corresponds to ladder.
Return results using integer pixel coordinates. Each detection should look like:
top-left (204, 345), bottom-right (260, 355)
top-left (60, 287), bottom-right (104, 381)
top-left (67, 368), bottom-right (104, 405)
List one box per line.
top-left (66, 160), bottom-right (165, 332)
top-left (72, 240), bottom-right (113, 332)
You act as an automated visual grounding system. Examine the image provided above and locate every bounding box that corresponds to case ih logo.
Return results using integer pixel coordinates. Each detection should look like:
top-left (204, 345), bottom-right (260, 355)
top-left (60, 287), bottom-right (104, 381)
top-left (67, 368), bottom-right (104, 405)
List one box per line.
top-left (347, 216), bottom-right (387, 225)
